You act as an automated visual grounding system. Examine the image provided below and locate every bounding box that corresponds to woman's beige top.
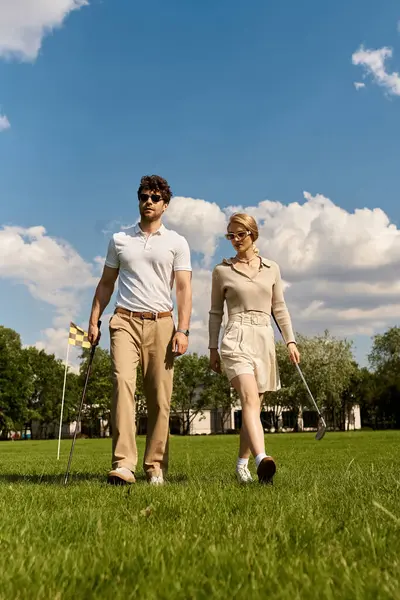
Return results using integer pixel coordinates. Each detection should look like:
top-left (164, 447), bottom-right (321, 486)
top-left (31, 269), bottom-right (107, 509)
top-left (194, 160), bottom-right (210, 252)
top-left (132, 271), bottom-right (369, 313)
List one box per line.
top-left (208, 256), bottom-right (296, 349)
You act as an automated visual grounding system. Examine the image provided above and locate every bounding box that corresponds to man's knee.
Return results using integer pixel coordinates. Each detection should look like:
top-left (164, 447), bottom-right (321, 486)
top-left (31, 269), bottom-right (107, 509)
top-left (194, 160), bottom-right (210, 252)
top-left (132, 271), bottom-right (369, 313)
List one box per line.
top-left (113, 370), bottom-right (136, 388)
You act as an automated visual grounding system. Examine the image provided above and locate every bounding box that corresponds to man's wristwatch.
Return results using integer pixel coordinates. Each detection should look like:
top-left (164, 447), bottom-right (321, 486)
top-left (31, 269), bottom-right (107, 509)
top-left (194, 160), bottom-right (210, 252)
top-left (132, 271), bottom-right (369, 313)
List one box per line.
top-left (177, 329), bottom-right (190, 336)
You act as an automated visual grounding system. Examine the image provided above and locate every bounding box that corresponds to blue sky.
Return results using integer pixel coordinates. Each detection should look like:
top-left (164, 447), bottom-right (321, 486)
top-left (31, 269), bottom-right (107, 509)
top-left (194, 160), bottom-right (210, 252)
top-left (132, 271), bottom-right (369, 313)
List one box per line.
top-left (1, 0), bottom-right (400, 367)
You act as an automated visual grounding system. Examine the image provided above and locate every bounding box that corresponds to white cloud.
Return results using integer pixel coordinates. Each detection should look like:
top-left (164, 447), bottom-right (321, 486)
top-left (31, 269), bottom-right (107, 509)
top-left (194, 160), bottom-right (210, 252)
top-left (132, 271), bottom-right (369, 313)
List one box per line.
top-left (0, 225), bottom-right (96, 302)
top-left (35, 327), bottom-right (71, 359)
top-left (0, 113), bottom-right (10, 131)
top-left (230, 192), bottom-right (400, 276)
top-left (170, 265), bottom-right (215, 353)
top-left (35, 311), bottom-right (114, 367)
top-left (0, 0), bottom-right (88, 61)
top-left (0, 225), bottom-right (97, 359)
top-left (164, 196), bottom-right (227, 266)
top-left (352, 45), bottom-right (400, 96)
top-left (93, 255), bottom-right (106, 276)
top-left (354, 82), bottom-right (365, 90)
top-left (4, 191), bottom-right (400, 360)
top-left (167, 192), bottom-right (400, 351)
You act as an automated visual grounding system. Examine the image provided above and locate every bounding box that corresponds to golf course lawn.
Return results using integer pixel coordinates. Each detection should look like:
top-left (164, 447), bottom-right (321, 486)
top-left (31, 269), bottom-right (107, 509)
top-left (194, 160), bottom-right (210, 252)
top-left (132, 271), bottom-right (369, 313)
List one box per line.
top-left (0, 431), bottom-right (399, 599)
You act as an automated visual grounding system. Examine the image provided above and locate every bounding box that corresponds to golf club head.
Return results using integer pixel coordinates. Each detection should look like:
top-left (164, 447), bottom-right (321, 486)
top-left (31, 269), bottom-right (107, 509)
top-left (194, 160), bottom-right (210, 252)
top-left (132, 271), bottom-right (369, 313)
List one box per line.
top-left (315, 417), bottom-right (326, 440)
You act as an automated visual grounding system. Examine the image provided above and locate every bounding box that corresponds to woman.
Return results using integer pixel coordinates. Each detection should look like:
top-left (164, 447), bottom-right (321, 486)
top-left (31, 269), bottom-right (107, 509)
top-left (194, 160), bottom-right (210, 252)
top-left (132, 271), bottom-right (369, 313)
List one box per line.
top-left (208, 213), bottom-right (300, 485)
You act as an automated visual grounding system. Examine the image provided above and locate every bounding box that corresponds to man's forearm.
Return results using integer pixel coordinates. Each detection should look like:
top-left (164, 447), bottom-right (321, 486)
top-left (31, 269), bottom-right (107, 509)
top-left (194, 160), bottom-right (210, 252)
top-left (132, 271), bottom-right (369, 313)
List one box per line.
top-left (176, 286), bottom-right (192, 331)
top-left (89, 282), bottom-right (114, 325)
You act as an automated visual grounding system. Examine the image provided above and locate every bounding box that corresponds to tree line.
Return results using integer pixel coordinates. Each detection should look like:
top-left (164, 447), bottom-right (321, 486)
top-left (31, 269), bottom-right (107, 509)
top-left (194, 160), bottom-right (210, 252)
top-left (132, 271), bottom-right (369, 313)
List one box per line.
top-left (0, 324), bottom-right (399, 440)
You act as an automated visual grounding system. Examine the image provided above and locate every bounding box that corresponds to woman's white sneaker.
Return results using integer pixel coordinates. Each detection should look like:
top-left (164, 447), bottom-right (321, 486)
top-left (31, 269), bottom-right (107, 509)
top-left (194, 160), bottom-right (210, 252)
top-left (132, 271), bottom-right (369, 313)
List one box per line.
top-left (236, 465), bottom-right (253, 483)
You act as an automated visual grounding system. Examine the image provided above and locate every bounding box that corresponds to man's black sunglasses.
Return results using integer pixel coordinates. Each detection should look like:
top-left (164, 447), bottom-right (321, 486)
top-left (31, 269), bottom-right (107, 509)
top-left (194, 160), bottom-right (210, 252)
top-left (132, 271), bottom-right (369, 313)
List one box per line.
top-left (139, 193), bottom-right (163, 203)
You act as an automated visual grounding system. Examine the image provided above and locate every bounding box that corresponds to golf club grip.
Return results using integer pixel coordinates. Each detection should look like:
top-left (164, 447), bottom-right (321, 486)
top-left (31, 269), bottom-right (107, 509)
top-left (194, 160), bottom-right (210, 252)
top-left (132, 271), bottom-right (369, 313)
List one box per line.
top-left (96, 319), bottom-right (101, 346)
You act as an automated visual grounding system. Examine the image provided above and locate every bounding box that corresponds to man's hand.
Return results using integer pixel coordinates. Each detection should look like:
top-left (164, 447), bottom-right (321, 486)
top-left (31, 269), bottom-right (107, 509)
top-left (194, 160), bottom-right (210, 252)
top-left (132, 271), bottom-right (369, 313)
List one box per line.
top-left (287, 342), bottom-right (300, 364)
top-left (172, 331), bottom-right (189, 356)
top-left (88, 322), bottom-right (101, 346)
top-left (209, 348), bottom-right (221, 373)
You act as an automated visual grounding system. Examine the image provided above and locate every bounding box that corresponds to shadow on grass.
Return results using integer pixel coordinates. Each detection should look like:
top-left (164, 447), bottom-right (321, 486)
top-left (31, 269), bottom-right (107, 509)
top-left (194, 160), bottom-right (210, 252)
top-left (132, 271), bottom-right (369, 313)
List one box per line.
top-left (0, 472), bottom-right (190, 486)
top-left (0, 473), bottom-right (106, 485)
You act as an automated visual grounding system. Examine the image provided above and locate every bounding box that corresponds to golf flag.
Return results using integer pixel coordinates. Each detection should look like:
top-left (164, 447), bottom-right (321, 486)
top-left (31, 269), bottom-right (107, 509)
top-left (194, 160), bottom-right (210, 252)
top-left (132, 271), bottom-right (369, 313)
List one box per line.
top-left (68, 322), bottom-right (91, 349)
top-left (57, 322), bottom-right (91, 460)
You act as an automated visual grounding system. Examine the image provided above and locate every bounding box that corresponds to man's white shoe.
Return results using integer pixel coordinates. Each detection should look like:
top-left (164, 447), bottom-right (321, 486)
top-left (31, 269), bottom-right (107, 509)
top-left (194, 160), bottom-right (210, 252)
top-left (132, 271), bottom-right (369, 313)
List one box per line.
top-left (236, 465), bottom-right (253, 484)
top-left (107, 466), bottom-right (136, 485)
top-left (148, 474), bottom-right (164, 486)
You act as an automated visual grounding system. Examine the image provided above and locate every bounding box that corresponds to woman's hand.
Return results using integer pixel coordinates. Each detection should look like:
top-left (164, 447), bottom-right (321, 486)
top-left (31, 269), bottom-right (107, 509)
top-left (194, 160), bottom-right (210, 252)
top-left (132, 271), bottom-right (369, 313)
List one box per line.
top-left (287, 342), bottom-right (300, 364)
top-left (209, 348), bottom-right (222, 373)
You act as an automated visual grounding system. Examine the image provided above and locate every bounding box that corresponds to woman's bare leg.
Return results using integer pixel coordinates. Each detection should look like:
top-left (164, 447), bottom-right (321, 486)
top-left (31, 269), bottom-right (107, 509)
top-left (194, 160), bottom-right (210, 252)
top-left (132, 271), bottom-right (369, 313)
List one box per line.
top-left (231, 374), bottom-right (265, 457)
top-left (238, 392), bottom-right (264, 458)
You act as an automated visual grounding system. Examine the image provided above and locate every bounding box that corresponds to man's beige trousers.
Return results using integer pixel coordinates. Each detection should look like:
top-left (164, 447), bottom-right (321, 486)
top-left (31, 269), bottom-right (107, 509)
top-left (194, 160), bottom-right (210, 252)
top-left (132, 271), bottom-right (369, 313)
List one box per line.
top-left (109, 312), bottom-right (175, 478)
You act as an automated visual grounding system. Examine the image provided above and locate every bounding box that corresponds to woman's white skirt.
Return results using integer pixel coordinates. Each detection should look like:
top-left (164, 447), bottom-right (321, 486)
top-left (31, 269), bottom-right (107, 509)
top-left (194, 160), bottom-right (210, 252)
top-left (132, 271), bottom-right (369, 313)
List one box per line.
top-left (220, 310), bottom-right (281, 393)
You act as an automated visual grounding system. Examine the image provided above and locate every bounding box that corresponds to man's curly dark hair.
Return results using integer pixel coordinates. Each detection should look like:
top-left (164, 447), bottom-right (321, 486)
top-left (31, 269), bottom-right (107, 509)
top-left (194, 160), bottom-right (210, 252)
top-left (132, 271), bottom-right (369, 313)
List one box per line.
top-left (137, 175), bottom-right (172, 204)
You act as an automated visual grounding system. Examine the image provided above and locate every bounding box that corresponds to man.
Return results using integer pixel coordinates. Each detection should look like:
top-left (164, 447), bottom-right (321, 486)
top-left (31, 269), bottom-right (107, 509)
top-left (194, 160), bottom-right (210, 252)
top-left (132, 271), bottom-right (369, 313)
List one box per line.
top-left (88, 174), bottom-right (192, 486)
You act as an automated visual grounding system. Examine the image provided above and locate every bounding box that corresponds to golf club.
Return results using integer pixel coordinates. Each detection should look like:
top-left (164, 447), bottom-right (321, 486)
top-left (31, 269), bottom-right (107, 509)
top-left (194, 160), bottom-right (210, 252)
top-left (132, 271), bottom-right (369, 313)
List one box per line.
top-left (272, 312), bottom-right (326, 440)
top-left (293, 361), bottom-right (326, 440)
top-left (64, 321), bottom-right (101, 485)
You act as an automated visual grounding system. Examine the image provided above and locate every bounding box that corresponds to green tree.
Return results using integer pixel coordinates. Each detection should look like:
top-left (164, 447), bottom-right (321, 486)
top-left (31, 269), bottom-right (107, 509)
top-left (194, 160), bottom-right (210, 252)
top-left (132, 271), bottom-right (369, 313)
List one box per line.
top-left (24, 347), bottom-right (68, 439)
top-left (78, 347), bottom-right (113, 436)
top-left (344, 366), bottom-right (379, 428)
top-left (367, 328), bottom-right (400, 428)
top-left (134, 365), bottom-right (147, 420)
top-left (171, 353), bottom-right (209, 435)
top-left (0, 326), bottom-right (33, 438)
top-left (62, 371), bottom-right (81, 428)
top-left (202, 367), bottom-right (236, 433)
top-left (263, 340), bottom-right (298, 430)
top-left (369, 327), bottom-right (400, 374)
top-left (340, 363), bottom-right (371, 430)
top-left (265, 330), bottom-right (357, 430)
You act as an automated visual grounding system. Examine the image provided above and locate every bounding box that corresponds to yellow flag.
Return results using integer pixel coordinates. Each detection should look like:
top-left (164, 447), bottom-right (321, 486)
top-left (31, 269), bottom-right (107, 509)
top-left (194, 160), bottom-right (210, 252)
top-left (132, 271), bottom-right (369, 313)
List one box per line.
top-left (68, 322), bottom-right (91, 348)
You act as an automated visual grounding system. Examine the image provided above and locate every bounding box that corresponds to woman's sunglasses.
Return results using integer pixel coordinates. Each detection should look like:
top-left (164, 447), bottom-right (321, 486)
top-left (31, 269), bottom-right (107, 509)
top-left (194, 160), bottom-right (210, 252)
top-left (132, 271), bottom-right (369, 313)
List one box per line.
top-left (139, 193), bottom-right (163, 203)
top-left (225, 230), bottom-right (251, 242)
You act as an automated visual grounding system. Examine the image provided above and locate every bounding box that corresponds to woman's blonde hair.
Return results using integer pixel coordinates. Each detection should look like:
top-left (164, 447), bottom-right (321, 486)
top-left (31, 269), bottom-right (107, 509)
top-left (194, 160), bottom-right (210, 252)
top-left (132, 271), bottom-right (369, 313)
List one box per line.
top-left (228, 213), bottom-right (260, 254)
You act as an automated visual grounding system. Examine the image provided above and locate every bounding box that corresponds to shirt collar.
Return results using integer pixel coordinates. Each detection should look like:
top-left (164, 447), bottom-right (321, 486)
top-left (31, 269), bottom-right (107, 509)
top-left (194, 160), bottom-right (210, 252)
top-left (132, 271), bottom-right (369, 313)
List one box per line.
top-left (223, 256), bottom-right (271, 268)
top-left (133, 223), bottom-right (165, 236)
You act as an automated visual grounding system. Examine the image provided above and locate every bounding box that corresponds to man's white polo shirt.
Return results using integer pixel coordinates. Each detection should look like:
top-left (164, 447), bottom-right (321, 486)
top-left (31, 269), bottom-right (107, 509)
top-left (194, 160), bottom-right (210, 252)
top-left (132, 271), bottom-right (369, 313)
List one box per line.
top-left (105, 223), bottom-right (192, 313)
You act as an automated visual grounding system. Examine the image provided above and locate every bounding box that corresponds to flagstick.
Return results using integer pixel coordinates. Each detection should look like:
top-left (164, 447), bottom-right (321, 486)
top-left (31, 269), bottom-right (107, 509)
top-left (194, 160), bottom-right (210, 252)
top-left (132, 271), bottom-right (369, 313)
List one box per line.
top-left (57, 340), bottom-right (70, 460)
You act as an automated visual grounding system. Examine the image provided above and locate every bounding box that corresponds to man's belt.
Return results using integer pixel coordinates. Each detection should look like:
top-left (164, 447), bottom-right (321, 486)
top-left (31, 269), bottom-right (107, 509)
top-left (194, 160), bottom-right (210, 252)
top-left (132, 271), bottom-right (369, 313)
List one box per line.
top-left (115, 307), bottom-right (172, 320)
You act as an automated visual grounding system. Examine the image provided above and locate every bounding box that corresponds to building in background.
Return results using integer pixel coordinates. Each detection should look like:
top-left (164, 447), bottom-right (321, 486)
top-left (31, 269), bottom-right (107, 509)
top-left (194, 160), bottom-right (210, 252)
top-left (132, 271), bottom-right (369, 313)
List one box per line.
top-left (20, 401), bottom-right (362, 440)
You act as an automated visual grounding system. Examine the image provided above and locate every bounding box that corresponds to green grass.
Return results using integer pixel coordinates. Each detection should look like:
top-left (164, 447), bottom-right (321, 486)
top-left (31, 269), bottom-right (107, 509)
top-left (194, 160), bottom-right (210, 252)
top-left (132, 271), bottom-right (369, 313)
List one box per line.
top-left (0, 432), bottom-right (400, 600)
